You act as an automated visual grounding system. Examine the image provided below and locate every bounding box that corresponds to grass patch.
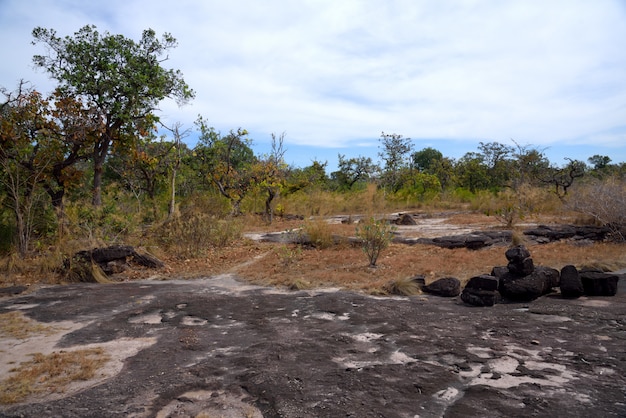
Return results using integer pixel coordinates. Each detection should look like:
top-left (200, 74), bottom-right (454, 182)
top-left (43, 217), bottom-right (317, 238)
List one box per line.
top-left (0, 311), bottom-right (54, 340)
top-left (0, 348), bottom-right (110, 404)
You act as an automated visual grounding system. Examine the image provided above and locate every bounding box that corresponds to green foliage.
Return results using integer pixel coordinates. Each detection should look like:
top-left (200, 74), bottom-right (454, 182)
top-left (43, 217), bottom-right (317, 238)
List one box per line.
top-left (32, 25), bottom-right (194, 206)
top-left (355, 217), bottom-right (396, 267)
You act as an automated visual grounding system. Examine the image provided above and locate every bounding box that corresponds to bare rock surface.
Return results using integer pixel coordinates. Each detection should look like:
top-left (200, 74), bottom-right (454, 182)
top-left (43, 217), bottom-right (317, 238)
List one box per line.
top-left (1, 275), bottom-right (625, 417)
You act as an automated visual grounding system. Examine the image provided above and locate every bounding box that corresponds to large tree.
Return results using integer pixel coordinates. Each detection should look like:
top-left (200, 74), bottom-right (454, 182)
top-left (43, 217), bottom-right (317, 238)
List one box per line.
top-left (32, 25), bottom-right (194, 206)
top-left (194, 117), bottom-right (257, 215)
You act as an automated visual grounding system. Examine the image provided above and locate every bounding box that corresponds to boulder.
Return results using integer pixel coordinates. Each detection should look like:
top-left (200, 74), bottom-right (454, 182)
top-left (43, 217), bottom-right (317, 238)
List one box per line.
top-left (505, 245), bottom-right (535, 276)
top-left (395, 213), bottom-right (417, 225)
top-left (422, 277), bottom-right (461, 297)
top-left (560, 265), bottom-right (584, 298)
top-left (536, 266), bottom-right (560, 288)
top-left (461, 288), bottom-right (501, 307)
top-left (499, 269), bottom-right (555, 302)
top-left (505, 245), bottom-right (531, 263)
top-left (580, 271), bottom-right (619, 296)
top-left (491, 266), bottom-right (509, 279)
top-left (465, 275), bottom-right (499, 291)
top-left (507, 257), bottom-right (535, 276)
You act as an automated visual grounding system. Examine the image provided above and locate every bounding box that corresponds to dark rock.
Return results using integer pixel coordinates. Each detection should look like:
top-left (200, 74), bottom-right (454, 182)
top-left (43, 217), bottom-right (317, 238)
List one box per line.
top-left (465, 275), bottom-right (499, 291)
top-left (461, 288), bottom-right (501, 306)
top-left (560, 265), bottom-right (584, 298)
top-left (422, 277), bottom-right (461, 297)
top-left (507, 257), bottom-right (534, 276)
top-left (422, 231), bottom-right (511, 249)
top-left (395, 213), bottom-right (417, 225)
top-left (499, 268), bottom-right (555, 302)
top-left (491, 266), bottom-right (509, 279)
top-left (505, 245), bottom-right (531, 263)
top-left (524, 224), bottom-right (610, 242)
top-left (580, 271), bottom-right (619, 296)
top-left (536, 266), bottom-right (560, 288)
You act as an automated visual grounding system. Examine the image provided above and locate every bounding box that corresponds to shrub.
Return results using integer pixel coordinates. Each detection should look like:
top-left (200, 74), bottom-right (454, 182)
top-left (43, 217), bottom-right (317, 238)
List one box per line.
top-left (566, 176), bottom-right (626, 242)
top-left (156, 212), bottom-right (242, 258)
top-left (304, 219), bottom-right (335, 249)
top-left (355, 217), bottom-right (396, 267)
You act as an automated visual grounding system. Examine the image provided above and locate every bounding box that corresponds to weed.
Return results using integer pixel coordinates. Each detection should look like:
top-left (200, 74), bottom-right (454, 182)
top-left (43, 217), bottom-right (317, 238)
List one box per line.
top-left (382, 276), bottom-right (423, 296)
top-left (304, 219), bottom-right (335, 249)
top-left (277, 245), bottom-right (302, 267)
top-left (355, 217), bottom-right (396, 267)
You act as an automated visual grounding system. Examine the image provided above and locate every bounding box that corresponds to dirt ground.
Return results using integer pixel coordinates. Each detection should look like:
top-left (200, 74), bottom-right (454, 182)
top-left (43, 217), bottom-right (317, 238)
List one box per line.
top-left (0, 212), bottom-right (625, 417)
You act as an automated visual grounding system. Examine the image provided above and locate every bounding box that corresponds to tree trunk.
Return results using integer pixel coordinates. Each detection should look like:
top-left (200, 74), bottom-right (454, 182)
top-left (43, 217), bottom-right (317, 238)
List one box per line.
top-left (92, 130), bottom-right (113, 207)
top-left (168, 165), bottom-right (177, 219)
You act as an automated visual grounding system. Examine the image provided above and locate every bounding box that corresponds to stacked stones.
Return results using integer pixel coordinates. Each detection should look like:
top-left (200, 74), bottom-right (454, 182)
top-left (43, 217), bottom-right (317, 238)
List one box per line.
top-left (459, 245), bottom-right (620, 306)
top-left (497, 245), bottom-right (560, 302)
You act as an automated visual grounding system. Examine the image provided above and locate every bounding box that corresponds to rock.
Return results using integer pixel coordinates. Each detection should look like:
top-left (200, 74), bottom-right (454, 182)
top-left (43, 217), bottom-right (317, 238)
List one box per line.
top-left (461, 288), bottom-right (501, 306)
top-left (395, 213), bottom-right (417, 225)
top-left (65, 245), bottom-right (165, 282)
top-left (580, 271), bottom-right (620, 296)
top-left (491, 266), bottom-right (508, 279)
top-left (422, 277), bottom-right (461, 297)
top-left (420, 231), bottom-right (511, 249)
top-left (524, 225), bottom-right (610, 242)
top-left (499, 269), bottom-right (555, 302)
top-left (505, 245), bottom-right (531, 263)
top-left (505, 245), bottom-right (535, 276)
top-left (507, 257), bottom-right (535, 276)
top-left (465, 275), bottom-right (499, 291)
top-left (536, 266), bottom-right (560, 288)
top-left (560, 265), bottom-right (584, 298)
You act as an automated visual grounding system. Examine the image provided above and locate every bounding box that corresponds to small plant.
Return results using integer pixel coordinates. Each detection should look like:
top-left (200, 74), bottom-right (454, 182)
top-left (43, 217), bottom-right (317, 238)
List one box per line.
top-left (355, 217), bottom-right (396, 267)
top-left (277, 244), bottom-right (302, 267)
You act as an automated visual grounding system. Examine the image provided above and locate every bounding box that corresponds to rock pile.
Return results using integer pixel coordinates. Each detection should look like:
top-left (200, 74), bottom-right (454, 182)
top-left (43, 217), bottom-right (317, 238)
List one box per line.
top-left (420, 244), bottom-right (623, 307)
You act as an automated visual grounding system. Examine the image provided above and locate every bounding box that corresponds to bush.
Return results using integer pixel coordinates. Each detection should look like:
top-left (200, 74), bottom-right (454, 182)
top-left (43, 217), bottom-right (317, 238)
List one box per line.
top-left (355, 217), bottom-right (396, 267)
top-left (304, 219), bottom-right (335, 249)
top-left (566, 176), bottom-right (626, 241)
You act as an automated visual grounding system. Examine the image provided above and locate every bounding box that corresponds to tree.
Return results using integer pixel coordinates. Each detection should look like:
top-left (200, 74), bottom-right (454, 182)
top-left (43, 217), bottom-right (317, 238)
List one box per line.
top-left (162, 122), bottom-right (190, 219)
top-left (378, 132), bottom-right (413, 192)
top-left (588, 155), bottom-right (611, 171)
top-left (0, 82), bottom-right (51, 255)
top-left (259, 132), bottom-right (287, 223)
top-left (455, 152), bottom-right (489, 193)
top-left (32, 25), bottom-right (194, 206)
top-left (194, 117), bottom-right (257, 215)
top-left (331, 154), bottom-right (378, 190)
top-left (544, 159), bottom-right (586, 199)
top-left (477, 141), bottom-right (514, 189)
top-left (411, 147), bottom-right (443, 173)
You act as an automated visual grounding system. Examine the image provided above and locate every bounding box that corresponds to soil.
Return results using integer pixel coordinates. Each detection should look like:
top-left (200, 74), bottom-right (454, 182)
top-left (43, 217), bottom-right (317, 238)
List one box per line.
top-left (0, 213), bottom-right (625, 417)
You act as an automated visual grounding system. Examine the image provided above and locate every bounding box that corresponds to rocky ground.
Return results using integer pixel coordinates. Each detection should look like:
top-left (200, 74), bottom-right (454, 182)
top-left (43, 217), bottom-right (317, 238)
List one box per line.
top-left (0, 213), bottom-right (625, 417)
top-left (0, 271), bottom-right (625, 417)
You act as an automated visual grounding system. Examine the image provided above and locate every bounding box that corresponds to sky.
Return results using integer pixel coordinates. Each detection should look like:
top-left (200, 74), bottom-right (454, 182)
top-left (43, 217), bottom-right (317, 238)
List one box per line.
top-left (1, 0), bottom-right (625, 172)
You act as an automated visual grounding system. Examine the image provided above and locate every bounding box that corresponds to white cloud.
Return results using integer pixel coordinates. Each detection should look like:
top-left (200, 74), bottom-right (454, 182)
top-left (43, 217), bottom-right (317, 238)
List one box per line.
top-left (1, 0), bottom-right (625, 162)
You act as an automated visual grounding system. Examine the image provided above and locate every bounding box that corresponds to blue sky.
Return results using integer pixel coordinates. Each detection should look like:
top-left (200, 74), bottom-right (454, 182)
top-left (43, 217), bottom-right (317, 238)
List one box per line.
top-left (1, 0), bottom-right (625, 172)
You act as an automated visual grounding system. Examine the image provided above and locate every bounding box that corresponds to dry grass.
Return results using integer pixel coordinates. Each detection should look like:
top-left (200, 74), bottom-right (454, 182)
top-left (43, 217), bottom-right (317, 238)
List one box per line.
top-left (1, 211), bottom-right (624, 295)
top-left (0, 311), bottom-right (54, 339)
top-left (0, 348), bottom-right (110, 404)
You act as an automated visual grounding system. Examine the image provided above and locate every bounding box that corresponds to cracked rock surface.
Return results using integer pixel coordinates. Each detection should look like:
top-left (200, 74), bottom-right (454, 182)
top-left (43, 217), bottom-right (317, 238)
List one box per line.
top-left (1, 274), bottom-right (625, 417)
